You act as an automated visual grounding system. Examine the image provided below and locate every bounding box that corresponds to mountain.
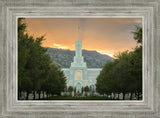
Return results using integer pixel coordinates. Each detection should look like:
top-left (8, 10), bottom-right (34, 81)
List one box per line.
top-left (46, 47), bottom-right (114, 68)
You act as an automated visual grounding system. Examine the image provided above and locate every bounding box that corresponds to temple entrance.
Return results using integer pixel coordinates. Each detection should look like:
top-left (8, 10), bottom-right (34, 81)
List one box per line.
top-left (76, 83), bottom-right (81, 93)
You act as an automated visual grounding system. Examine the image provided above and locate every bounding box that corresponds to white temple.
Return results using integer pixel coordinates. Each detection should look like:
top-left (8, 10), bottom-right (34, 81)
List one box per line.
top-left (62, 25), bottom-right (102, 93)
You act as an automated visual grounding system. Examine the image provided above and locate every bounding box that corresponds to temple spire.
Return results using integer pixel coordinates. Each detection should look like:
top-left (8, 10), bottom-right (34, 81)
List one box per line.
top-left (70, 24), bottom-right (87, 67)
top-left (78, 24), bottom-right (80, 41)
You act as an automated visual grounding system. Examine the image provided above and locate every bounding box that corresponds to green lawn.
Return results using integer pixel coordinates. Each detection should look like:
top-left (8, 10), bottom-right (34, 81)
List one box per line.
top-left (41, 96), bottom-right (114, 100)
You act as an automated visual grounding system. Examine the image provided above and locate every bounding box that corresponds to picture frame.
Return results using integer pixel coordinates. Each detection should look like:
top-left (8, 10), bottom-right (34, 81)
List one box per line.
top-left (0, 0), bottom-right (159, 117)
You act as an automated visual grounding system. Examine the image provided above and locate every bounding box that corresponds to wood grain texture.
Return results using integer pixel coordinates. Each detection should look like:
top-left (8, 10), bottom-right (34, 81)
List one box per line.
top-left (0, 0), bottom-right (159, 117)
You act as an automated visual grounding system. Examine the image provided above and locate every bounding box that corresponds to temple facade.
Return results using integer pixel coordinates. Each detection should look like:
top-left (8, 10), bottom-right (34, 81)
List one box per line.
top-left (62, 25), bottom-right (102, 93)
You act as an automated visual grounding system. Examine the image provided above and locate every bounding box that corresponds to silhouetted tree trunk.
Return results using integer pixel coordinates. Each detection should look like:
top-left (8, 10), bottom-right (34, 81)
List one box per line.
top-left (134, 92), bottom-right (137, 100)
top-left (26, 92), bottom-right (29, 100)
top-left (130, 92), bottom-right (133, 100)
top-left (123, 93), bottom-right (125, 100)
top-left (138, 92), bottom-right (140, 100)
top-left (118, 93), bottom-right (120, 100)
top-left (113, 93), bottom-right (115, 100)
top-left (38, 91), bottom-right (41, 100)
top-left (33, 91), bottom-right (36, 100)
top-left (43, 91), bottom-right (45, 98)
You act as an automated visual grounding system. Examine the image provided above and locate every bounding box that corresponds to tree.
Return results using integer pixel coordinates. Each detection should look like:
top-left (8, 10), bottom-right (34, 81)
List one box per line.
top-left (130, 46), bottom-right (142, 100)
top-left (84, 86), bottom-right (89, 92)
top-left (114, 51), bottom-right (133, 100)
top-left (18, 77), bottom-right (33, 100)
top-left (68, 86), bottom-right (73, 95)
top-left (131, 25), bottom-right (142, 99)
top-left (132, 25), bottom-right (142, 44)
top-left (25, 36), bottom-right (50, 99)
top-left (96, 25), bottom-right (142, 100)
top-left (96, 61), bottom-right (115, 96)
top-left (18, 18), bottom-right (31, 99)
top-left (41, 63), bottom-right (66, 97)
top-left (18, 18), bottom-right (67, 100)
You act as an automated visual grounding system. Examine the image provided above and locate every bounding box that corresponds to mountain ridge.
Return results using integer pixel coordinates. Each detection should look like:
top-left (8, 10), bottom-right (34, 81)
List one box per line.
top-left (46, 47), bottom-right (114, 68)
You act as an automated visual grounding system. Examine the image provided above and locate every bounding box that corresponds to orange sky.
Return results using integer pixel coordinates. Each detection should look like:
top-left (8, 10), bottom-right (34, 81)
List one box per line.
top-left (25, 18), bottom-right (142, 57)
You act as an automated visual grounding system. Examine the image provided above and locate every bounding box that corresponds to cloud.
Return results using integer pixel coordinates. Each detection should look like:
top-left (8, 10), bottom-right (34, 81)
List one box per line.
top-left (25, 18), bottom-right (142, 56)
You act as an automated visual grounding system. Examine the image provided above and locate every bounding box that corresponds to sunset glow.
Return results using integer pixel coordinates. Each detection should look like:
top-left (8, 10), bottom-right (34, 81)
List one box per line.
top-left (97, 50), bottom-right (114, 57)
top-left (25, 18), bottom-right (142, 57)
top-left (53, 43), bottom-right (69, 49)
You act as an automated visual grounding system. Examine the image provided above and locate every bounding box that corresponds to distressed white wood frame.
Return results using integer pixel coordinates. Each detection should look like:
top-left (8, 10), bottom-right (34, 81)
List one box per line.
top-left (0, 0), bottom-right (159, 118)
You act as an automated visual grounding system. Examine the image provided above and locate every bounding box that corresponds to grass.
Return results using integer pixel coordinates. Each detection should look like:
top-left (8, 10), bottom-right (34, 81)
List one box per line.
top-left (41, 96), bottom-right (114, 100)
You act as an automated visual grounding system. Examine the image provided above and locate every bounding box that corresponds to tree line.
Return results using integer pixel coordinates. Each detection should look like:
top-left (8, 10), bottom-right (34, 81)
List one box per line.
top-left (67, 86), bottom-right (91, 95)
top-left (96, 26), bottom-right (142, 100)
top-left (18, 18), bottom-right (66, 100)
